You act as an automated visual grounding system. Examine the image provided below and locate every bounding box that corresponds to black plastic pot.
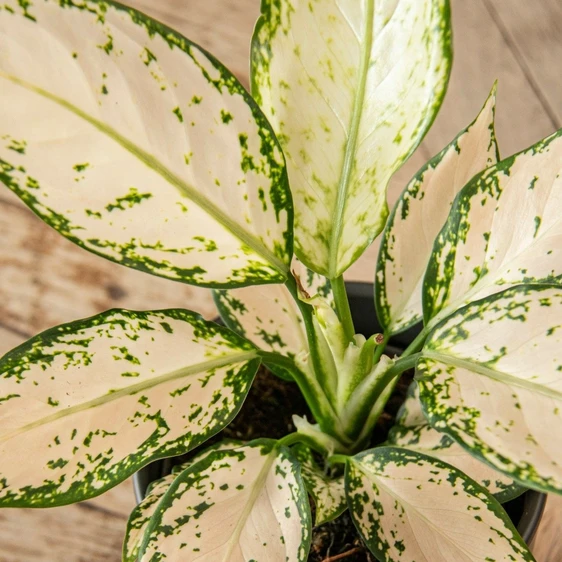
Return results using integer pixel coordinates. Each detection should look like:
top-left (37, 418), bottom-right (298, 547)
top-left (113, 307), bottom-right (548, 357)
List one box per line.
top-left (134, 282), bottom-right (546, 547)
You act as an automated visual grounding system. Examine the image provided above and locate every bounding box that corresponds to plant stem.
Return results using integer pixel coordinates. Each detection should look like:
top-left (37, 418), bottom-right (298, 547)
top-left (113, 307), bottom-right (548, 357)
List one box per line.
top-left (276, 432), bottom-right (343, 456)
top-left (382, 353), bottom-right (421, 382)
top-left (258, 301), bottom-right (345, 441)
top-left (328, 454), bottom-right (349, 466)
top-left (400, 326), bottom-right (430, 358)
top-left (341, 353), bottom-right (422, 446)
top-left (277, 433), bottom-right (304, 448)
top-left (258, 351), bottom-right (331, 422)
top-left (330, 275), bottom-right (355, 341)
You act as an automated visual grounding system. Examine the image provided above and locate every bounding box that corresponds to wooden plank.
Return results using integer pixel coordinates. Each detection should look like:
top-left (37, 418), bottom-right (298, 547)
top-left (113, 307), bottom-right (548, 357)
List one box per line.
top-left (421, 0), bottom-right (557, 160)
top-left (0, 499), bottom-right (127, 562)
top-left (481, 0), bottom-right (562, 128)
top-left (533, 496), bottom-right (562, 562)
top-left (0, 327), bottom-right (25, 357)
top-left (0, 200), bottom-right (216, 339)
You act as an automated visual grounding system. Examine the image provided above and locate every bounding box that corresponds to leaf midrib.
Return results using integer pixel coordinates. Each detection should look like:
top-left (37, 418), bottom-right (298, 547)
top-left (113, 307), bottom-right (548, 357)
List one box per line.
top-left (327, 0), bottom-right (375, 279)
top-left (0, 71), bottom-right (288, 277)
top-left (353, 460), bottom-right (496, 561)
top-left (0, 350), bottom-right (258, 443)
top-left (421, 350), bottom-right (562, 401)
top-left (220, 449), bottom-right (276, 562)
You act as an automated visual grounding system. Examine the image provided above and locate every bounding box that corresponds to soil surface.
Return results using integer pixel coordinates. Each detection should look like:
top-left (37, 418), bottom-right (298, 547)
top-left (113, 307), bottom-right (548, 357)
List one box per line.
top-left (175, 366), bottom-right (413, 562)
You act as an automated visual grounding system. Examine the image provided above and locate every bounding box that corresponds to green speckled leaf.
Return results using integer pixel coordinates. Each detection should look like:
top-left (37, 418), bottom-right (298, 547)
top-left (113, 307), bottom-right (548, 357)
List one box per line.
top-left (389, 424), bottom-right (524, 502)
top-left (125, 471), bottom-right (176, 562)
top-left (424, 128), bottom-right (562, 323)
top-left (346, 446), bottom-right (534, 562)
top-left (418, 284), bottom-right (562, 495)
top-left (0, 310), bottom-right (259, 507)
top-left (377, 87), bottom-right (498, 334)
top-left (213, 260), bottom-right (332, 372)
top-left (395, 381), bottom-right (427, 428)
top-left (252, 0), bottom-right (452, 277)
top-left (0, 0), bottom-right (292, 289)
top-left (389, 384), bottom-right (522, 502)
top-left (124, 439), bottom-right (241, 562)
top-left (292, 444), bottom-right (346, 525)
top-left (139, 440), bottom-right (311, 561)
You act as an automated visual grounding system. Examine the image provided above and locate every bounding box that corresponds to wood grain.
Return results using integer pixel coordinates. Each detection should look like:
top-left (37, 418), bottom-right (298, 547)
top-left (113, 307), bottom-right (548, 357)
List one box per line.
top-left (1, 0), bottom-right (561, 560)
top-left (0, 192), bottom-right (216, 341)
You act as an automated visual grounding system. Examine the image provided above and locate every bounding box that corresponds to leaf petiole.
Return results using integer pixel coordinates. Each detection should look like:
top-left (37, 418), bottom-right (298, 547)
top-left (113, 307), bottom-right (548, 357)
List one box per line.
top-left (400, 327), bottom-right (430, 358)
top-left (327, 454), bottom-right (349, 467)
top-left (330, 276), bottom-right (355, 342)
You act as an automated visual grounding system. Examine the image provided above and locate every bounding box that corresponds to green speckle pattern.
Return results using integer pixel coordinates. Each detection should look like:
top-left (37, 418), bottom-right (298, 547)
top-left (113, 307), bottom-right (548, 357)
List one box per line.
top-left (424, 128), bottom-right (562, 324)
top-left (213, 259), bottom-right (333, 370)
top-left (124, 439), bottom-right (242, 562)
top-left (346, 446), bottom-right (534, 562)
top-left (0, 0), bottom-right (293, 289)
top-left (0, 308), bottom-right (259, 507)
top-left (389, 383), bottom-right (523, 503)
top-left (292, 444), bottom-right (346, 525)
top-left (376, 88), bottom-right (498, 334)
top-left (252, 0), bottom-right (452, 277)
top-left (138, 440), bottom-right (311, 561)
top-left (418, 284), bottom-right (562, 495)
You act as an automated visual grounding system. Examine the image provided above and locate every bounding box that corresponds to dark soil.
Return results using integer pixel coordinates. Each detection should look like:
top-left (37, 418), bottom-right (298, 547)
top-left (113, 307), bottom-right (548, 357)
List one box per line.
top-left (172, 366), bottom-right (414, 562)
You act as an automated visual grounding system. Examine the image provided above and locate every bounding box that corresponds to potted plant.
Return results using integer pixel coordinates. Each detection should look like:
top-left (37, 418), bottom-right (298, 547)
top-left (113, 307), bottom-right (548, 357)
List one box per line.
top-left (0, 0), bottom-right (559, 560)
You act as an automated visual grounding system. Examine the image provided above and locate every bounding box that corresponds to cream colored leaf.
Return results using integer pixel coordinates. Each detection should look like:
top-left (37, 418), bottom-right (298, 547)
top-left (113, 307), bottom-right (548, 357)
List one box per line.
top-left (0, 0), bottom-right (291, 289)
top-left (424, 129), bottom-right (562, 323)
top-left (392, 382), bottom-right (521, 501)
top-left (139, 441), bottom-right (311, 561)
top-left (418, 284), bottom-right (562, 495)
top-left (252, 0), bottom-right (452, 277)
top-left (347, 447), bottom-right (534, 562)
top-left (0, 309), bottom-right (259, 507)
top-left (124, 440), bottom-right (242, 562)
top-left (377, 87), bottom-right (498, 334)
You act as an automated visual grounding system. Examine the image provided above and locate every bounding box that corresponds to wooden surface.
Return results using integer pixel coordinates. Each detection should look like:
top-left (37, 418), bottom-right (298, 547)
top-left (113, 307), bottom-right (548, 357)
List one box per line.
top-left (1, 0), bottom-right (561, 560)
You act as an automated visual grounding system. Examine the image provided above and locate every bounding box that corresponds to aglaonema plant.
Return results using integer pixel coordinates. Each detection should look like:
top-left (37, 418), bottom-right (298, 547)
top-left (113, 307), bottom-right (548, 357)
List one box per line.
top-left (0, 0), bottom-right (560, 560)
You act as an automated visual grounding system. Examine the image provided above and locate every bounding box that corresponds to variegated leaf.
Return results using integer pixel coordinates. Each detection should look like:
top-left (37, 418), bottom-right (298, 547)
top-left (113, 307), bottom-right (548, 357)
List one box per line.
top-left (124, 439), bottom-right (242, 562)
top-left (346, 447), bottom-right (534, 562)
top-left (170, 439), bottom-right (244, 476)
top-left (213, 259), bottom-right (332, 361)
top-left (418, 284), bottom-right (562, 495)
top-left (139, 440), bottom-right (311, 561)
top-left (391, 383), bottom-right (522, 501)
top-left (424, 128), bottom-right (562, 323)
top-left (292, 444), bottom-right (346, 525)
top-left (0, 309), bottom-right (259, 507)
top-left (252, 0), bottom-right (452, 277)
top-left (125, 471), bottom-right (176, 562)
top-left (0, 0), bottom-right (292, 289)
top-left (389, 427), bottom-right (522, 502)
top-left (376, 87), bottom-right (499, 334)
top-left (395, 381), bottom-right (427, 428)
